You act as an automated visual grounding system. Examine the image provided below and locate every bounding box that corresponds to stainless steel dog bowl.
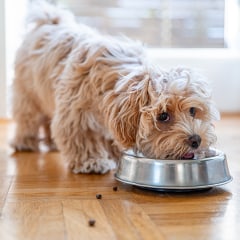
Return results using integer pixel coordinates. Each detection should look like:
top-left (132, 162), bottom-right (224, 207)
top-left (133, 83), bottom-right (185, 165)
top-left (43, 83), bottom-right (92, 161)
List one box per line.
top-left (115, 149), bottom-right (232, 191)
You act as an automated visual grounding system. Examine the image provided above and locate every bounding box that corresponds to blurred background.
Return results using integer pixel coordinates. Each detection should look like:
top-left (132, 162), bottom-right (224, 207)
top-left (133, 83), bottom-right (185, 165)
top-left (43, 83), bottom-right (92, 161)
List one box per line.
top-left (54, 0), bottom-right (225, 48)
top-left (0, 0), bottom-right (240, 117)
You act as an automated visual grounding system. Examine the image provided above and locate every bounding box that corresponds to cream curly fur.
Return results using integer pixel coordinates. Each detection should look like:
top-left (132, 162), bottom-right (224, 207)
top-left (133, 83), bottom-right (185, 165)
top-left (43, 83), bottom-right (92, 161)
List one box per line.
top-left (11, 1), bottom-right (220, 174)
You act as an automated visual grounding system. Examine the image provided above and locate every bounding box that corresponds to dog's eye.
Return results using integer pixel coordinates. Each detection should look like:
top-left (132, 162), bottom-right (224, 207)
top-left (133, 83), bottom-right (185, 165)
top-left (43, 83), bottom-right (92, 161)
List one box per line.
top-left (157, 112), bottom-right (170, 122)
top-left (190, 107), bottom-right (196, 117)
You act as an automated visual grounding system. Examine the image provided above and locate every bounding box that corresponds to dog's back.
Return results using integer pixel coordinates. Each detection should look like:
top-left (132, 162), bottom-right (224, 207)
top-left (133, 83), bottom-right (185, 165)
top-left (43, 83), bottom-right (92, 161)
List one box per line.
top-left (13, 1), bottom-right (145, 117)
top-left (13, 1), bottom-right (96, 117)
top-left (11, 1), bottom-right (146, 157)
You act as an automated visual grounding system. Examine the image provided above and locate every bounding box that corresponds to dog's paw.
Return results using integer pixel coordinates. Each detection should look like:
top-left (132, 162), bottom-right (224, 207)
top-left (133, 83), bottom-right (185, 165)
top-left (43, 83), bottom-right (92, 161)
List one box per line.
top-left (40, 138), bottom-right (58, 152)
top-left (10, 136), bottom-right (39, 152)
top-left (70, 158), bottom-right (116, 174)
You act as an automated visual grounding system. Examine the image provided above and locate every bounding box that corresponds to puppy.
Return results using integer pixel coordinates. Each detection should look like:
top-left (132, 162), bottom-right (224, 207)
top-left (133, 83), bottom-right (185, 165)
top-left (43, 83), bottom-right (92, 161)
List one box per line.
top-left (11, 1), bottom-right (219, 174)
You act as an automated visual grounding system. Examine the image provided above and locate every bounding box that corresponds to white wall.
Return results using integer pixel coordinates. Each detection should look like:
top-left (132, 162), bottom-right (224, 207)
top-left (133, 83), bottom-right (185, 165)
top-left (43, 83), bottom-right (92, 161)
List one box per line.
top-left (148, 48), bottom-right (240, 113)
top-left (3, 0), bottom-right (28, 118)
top-left (0, 0), bottom-right (7, 117)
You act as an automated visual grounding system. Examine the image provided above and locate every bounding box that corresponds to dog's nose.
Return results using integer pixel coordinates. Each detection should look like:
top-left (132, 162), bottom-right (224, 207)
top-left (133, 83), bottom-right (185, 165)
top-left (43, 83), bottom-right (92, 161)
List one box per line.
top-left (188, 134), bottom-right (201, 149)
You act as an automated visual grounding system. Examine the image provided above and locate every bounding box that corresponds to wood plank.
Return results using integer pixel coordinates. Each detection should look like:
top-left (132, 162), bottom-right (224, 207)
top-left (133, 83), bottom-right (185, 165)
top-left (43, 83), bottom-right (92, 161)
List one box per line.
top-left (8, 172), bottom-right (134, 200)
top-left (101, 199), bottom-right (165, 240)
top-left (0, 177), bottom-right (12, 214)
top-left (0, 201), bottom-right (65, 240)
top-left (62, 199), bottom-right (116, 240)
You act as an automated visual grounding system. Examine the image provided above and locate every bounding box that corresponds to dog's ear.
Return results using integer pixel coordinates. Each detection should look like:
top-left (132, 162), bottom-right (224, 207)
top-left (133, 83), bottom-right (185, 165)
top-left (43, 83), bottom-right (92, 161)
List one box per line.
top-left (103, 71), bottom-right (152, 149)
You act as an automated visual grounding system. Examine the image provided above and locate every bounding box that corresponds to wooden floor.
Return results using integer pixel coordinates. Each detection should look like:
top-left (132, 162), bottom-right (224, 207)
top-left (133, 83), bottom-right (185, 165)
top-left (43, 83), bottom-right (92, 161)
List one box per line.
top-left (0, 115), bottom-right (239, 240)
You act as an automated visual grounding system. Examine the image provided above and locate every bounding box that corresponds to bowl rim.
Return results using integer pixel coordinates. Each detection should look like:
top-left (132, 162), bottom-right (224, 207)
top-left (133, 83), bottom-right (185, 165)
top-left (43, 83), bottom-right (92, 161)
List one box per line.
top-left (123, 148), bottom-right (225, 164)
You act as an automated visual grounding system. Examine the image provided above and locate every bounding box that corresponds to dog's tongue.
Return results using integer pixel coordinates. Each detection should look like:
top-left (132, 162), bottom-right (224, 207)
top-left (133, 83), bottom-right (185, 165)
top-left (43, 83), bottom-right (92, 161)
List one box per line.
top-left (182, 152), bottom-right (194, 160)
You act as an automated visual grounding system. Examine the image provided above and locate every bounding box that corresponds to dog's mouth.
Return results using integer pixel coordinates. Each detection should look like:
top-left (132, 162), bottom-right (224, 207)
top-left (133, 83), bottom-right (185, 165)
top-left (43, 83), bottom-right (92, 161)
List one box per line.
top-left (182, 152), bottom-right (195, 160)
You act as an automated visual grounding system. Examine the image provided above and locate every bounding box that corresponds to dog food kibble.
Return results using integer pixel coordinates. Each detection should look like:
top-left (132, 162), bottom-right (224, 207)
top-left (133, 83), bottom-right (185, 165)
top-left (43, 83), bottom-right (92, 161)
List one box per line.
top-left (88, 219), bottom-right (96, 227)
top-left (113, 186), bottom-right (118, 191)
top-left (96, 194), bottom-right (102, 199)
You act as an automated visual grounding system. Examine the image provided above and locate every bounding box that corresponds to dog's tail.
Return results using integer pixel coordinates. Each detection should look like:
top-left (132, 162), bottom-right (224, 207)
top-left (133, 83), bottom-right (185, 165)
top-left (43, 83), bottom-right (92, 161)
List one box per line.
top-left (27, 0), bottom-right (75, 28)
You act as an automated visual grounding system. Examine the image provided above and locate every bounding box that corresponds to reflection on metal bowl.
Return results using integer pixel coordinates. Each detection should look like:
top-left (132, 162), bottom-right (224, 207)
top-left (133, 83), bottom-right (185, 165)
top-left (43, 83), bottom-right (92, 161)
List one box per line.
top-left (115, 149), bottom-right (232, 192)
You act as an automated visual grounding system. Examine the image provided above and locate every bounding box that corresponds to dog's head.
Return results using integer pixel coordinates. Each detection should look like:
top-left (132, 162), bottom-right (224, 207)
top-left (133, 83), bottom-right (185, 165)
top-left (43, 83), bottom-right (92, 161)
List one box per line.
top-left (104, 66), bottom-right (219, 159)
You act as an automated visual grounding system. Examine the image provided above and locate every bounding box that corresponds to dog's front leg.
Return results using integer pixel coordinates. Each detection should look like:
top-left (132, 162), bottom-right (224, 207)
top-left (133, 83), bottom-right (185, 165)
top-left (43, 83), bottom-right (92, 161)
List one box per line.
top-left (52, 113), bottom-right (116, 174)
top-left (70, 133), bottom-right (117, 174)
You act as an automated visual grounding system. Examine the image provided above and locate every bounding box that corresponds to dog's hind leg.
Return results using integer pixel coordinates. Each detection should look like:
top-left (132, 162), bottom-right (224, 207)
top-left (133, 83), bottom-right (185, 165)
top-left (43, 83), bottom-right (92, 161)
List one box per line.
top-left (11, 86), bottom-right (42, 151)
